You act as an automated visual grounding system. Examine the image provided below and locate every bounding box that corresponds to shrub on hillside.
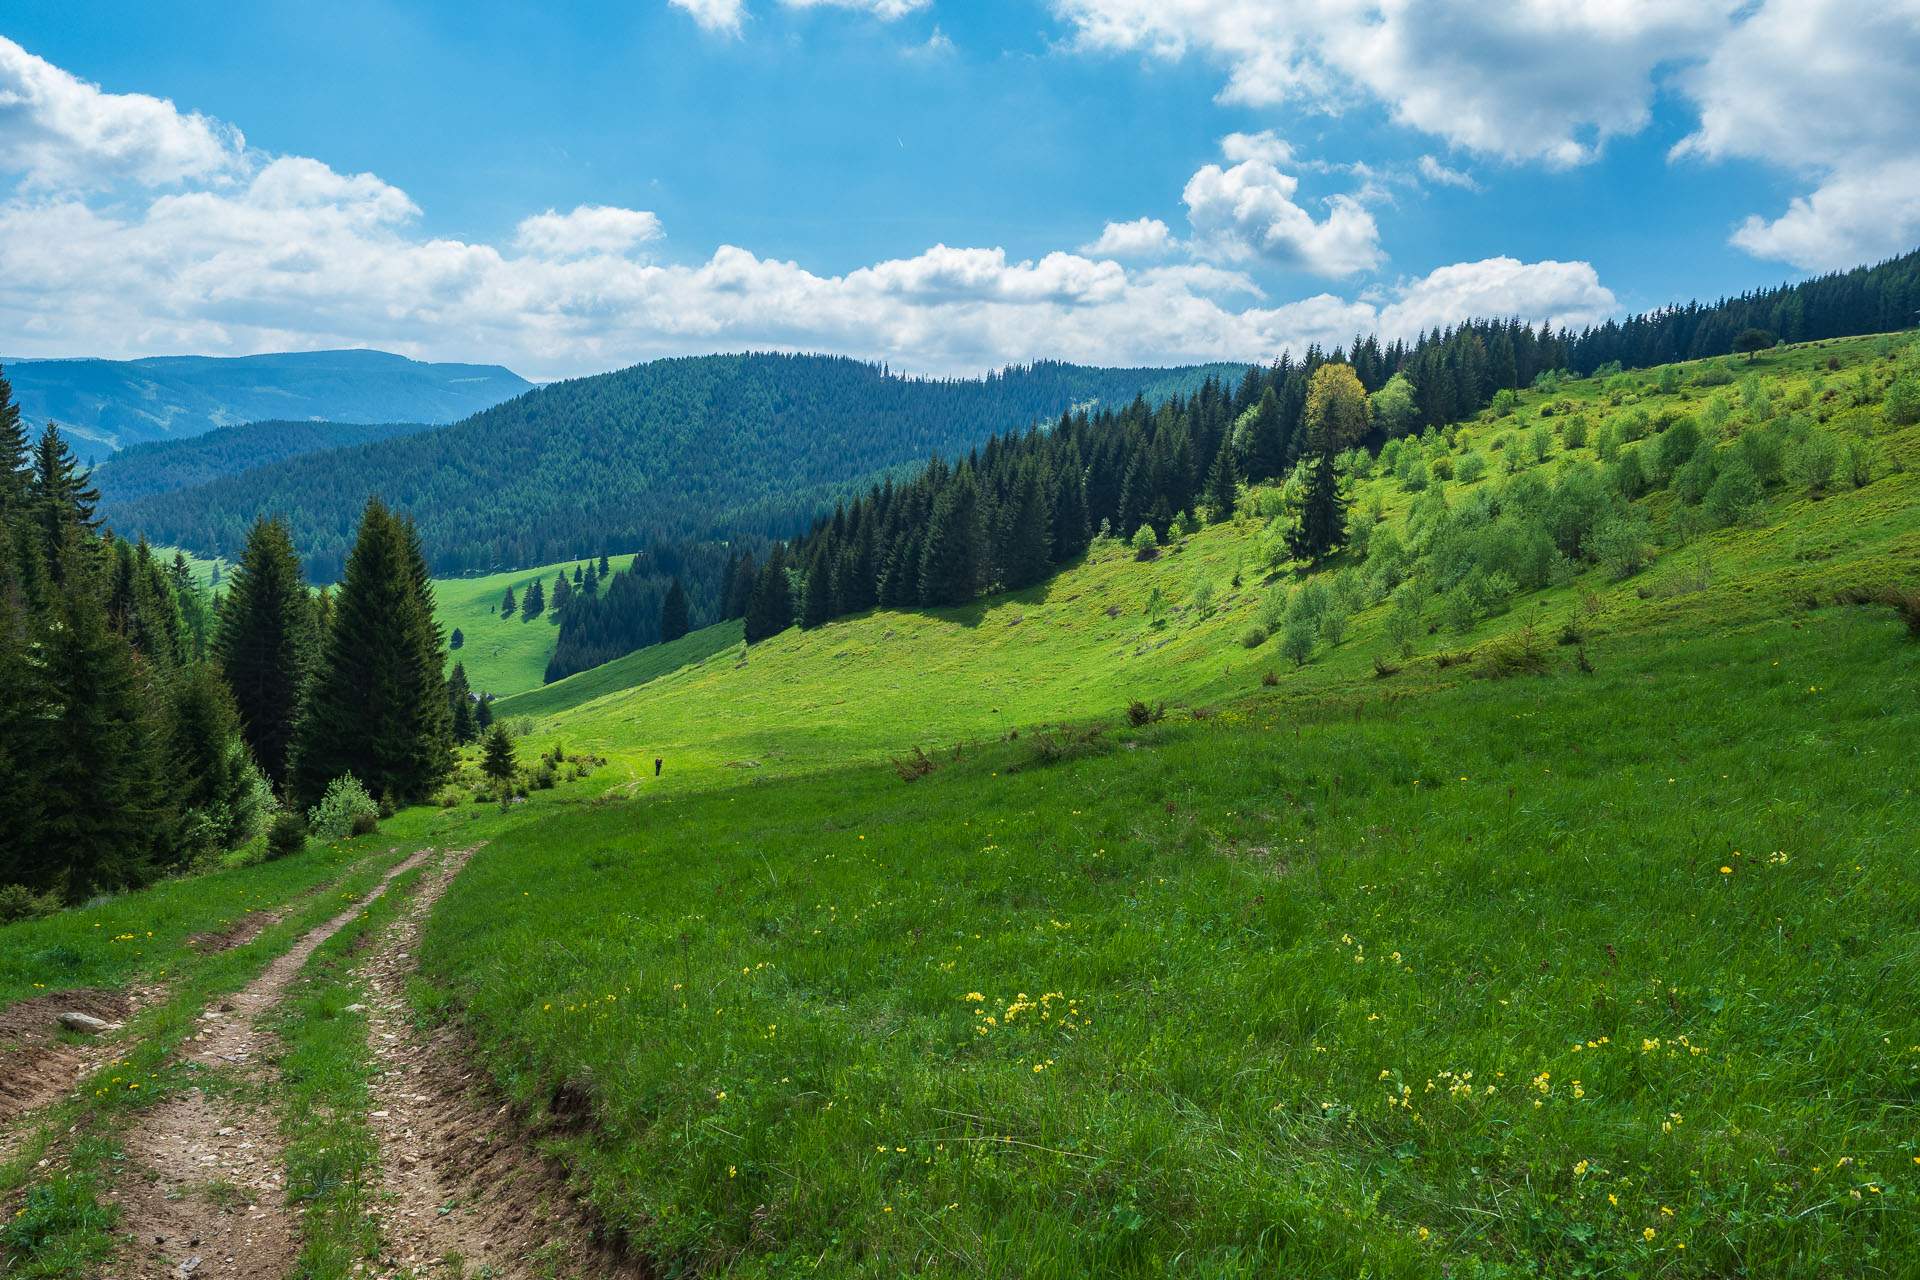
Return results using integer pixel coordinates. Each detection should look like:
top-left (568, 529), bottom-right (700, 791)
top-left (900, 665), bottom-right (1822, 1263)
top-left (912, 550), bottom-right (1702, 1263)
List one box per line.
top-left (1240, 624), bottom-right (1269, 648)
top-left (1130, 524), bottom-right (1160, 558)
top-left (1884, 377), bottom-right (1920, 425)
top-left (1706, 456), bottom-right (1764, 526)
top-left (0, 883), bottom-right (61, 924)
top-left (1125, 699), bottom-right (1166, 727)
top-left (266, 812), bottom-right (307, 862)
top-left (308, 773), bottom-right (378, 840)
top-left (1561, 417), bottom-right (1589, 449)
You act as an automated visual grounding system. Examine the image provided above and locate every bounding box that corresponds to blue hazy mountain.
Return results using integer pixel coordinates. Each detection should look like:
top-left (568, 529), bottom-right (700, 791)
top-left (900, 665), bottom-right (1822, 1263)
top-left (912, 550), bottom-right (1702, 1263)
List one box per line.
top-left (1, 349), bottom-right (533, 459)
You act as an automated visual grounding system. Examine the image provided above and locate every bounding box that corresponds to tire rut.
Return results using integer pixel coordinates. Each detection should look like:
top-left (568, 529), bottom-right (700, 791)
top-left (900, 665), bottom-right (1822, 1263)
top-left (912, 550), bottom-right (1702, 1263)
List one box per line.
top-left (358, 845), bottom-right (647, 1279)
top-left (0, 848), bottom-right (397, 1164)
top-left (105, 847), bottom-right (438, 1280)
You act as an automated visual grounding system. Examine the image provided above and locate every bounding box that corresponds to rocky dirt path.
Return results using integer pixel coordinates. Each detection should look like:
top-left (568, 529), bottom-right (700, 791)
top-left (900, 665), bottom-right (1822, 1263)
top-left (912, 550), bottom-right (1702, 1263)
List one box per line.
top-left (357, 847), bottom-right (646, 1279)
top-left (0, 850), bottom-right (394, 1162)
top-left (105, 848), bottom-right (438, 1280)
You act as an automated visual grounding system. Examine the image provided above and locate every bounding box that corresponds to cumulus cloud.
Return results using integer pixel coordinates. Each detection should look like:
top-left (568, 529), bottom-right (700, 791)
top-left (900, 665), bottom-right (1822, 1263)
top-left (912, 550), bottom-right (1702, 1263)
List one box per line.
top-left (668, 0), bottom-right (747, 35)
top-left (1051, 1), bottom-right (1735, 166)
top-left (0, 36), bottom-right (244, 188)
top-left (1378, 256), bottom-right (1617, 335)
top-left (1219, 129), bottom-right (1294, 165)
top-left (1417, 155), bottom-right (1476, 191)
top-left (1080, 217), bottom-right (1180, 259)
top-left (1051, 0), bottom-right (1920, 272)
top-left (0, 39), bottom-right (1619, 379)
top-left (1183, 158), bottom-right (1382, 276)
top-left (516, 206), bottom-right (666, 259)
top-left (1673, 0), bottom-right (1920, 270)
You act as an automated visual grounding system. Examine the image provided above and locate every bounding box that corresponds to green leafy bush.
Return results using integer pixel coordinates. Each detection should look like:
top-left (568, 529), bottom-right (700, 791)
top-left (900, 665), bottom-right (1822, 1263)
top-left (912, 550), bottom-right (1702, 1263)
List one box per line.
top-left (308, 773), bottom-right (378, 840)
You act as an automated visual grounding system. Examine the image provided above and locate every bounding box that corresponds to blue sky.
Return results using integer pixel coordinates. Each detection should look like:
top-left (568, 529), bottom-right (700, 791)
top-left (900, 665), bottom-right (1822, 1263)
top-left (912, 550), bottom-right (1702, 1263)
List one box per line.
top-left (2, 0), bottom-right (1916, 378)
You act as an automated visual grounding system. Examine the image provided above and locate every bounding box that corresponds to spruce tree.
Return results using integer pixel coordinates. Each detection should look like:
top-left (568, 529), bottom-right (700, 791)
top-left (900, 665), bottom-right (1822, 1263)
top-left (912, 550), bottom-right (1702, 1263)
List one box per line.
top-left (1245, 387), bottom-right (1288, 483)
top-left (598, 552), bottom-right (611, 576)
top-left (1204, 438), bottom-right (1238, 521)
top-left (0, 543), bottom-right (48, 891)
top-left (36, 549), bottom-right (171, 896)
top-left (919, 467), bottom-right (985, 606)
top-left (660, 577), bottom-right (690, 642)
top-left (27, 425), bottom-right (101, 584)
top-left (288, 499), bottom-right (453, 807)
top-left (744, 546), bottom-right (792, 644)
top-left (474, 693), bottom-right (494, 731)
top-left (481, 724), bottom-right (517, 788)
top-left (166, 661), bottom-right (248, 853)
top-left (799, 546), bottom-right (835, 629)
top-left (550, 571), bottom-right (573, 613)
top-left (502, 584), bottom-right (518, 617)
top-left (1050, 442), bottom-right (1091, 561)
top-left (214, 515), bottom-right (313, 789)
top-left (522, 577), bottom-right (545, 619)
top-left (0, 365), bottom-right (28, 519)
top-left (724, 553), bottom-right (757, 620)
top-left (1284, 368), bottom-right (1357, 565)
top-left (448, 661), bottom-right (476, 744)
top-left (450, 627), bottom-right (464, 650)
top-left (999, 466), bottom-right (1053, 590)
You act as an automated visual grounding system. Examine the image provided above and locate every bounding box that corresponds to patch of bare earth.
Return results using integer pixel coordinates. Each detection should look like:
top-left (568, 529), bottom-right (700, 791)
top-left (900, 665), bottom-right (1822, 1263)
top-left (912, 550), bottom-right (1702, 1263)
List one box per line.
top-left (107, 849), bottom-right (436, 1280)
top-left (0, 847), bottom-right (396, 1161)
top-left (0, 987), bottom-right (151, 1165)
top-left (359, 847), bottom-right (647, 1279)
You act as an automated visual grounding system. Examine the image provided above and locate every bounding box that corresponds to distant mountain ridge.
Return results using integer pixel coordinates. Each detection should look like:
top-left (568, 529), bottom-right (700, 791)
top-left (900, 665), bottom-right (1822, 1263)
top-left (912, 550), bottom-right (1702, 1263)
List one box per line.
top-left (91, 418), bottom-right (437, 505)
top-left (2, 349), bottom-right (533, 459)
top-left (107, 352), bottom-right (1248, 580)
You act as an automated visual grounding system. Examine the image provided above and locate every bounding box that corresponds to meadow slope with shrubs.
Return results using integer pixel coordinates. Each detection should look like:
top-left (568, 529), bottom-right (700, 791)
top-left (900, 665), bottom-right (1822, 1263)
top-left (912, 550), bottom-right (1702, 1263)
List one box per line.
top-left (386, 335), bottom-right (1920, 1276)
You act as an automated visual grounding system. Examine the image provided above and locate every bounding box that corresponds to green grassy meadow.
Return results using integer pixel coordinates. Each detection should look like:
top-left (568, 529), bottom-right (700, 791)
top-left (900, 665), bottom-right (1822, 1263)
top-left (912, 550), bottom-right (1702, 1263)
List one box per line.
top-left (400, 335), bottom-right (1920, 1275)
top-left (5, 335), bottom-right (1917, 1276)
top-left (431, 558), bottom-right (587, 697)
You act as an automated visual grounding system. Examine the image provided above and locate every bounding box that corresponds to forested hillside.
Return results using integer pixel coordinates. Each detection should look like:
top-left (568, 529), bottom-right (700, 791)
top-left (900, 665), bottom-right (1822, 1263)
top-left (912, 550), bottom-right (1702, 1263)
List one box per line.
top-left (4, 349), bottom-right (531, 459)
top-left (109, 355), bottom-right (1245, 581)
top-left (94, 418), bottom-right (433, 505)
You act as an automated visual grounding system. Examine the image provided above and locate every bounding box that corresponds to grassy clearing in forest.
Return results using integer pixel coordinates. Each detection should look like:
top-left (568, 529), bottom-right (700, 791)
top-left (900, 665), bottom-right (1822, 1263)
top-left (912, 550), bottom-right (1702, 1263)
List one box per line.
top-left (430, 558), bottom-right (592, 698)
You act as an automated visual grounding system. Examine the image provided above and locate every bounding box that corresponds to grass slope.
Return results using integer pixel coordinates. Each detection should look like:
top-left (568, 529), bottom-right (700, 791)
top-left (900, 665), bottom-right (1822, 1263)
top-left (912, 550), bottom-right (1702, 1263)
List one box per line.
top-left (431, 559), bottom-right (584, 698)
top-left (493, 618), bottom-right (744, 720)
top-left (12, 336), bottom-right (1917, 1277)
top-left (397, 335), bottom-right (1920, 1275)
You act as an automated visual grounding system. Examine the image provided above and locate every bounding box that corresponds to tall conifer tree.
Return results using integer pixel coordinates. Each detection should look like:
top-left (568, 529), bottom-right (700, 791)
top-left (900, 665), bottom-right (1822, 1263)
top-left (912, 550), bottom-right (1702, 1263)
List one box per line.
top-left (660, 577), bottom-right (690, 642)
top-left (288, 499), bottom-right (452, 807)
top-left (214, 515), bottom-right (313, 789)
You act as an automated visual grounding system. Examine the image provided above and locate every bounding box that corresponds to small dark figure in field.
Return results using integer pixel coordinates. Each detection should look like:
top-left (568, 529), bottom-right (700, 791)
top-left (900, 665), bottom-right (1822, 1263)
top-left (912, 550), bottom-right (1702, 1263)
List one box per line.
top-left (655, 758), bottom-right (663, 777)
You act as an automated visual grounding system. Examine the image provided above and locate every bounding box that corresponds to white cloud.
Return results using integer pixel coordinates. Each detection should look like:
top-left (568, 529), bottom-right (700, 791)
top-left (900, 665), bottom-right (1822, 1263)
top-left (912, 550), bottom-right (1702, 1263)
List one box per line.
top-left (1080, 217), bottom-right (1180, 259)
top-left (668, 0), bottom-right (747, 35)
top-left (1417, 155), bottom-right (1476, 191)
top-left (1051, 1), bottom-right (1735, 166)
top-left (781, 0), bottom-right (930, 17)
top-left (1378, 256), bottom-right (1617, 336)
top-left (0, 36), bottom-right (244, 188)
top-left (1219, 129), bottom-right (1293, 166)
top-left (1182, 158), bottom-right (1382, 276)
top-left (1673, 0), bottom-right (1920, 270)
top-left (1729, 160), bottom-right (1920, 272)
top-left (516, 206), bottom-right (665, 259)
top-left (1052, 0), bottom-right (1920, 272)
top-left (0, 39), bottom-right (1619, 380)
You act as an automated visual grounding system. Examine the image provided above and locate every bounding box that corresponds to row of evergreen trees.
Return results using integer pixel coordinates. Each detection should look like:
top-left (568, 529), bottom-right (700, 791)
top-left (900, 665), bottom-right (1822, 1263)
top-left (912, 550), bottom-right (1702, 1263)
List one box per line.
top-left (0, 366), bottom-right (462, 903)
